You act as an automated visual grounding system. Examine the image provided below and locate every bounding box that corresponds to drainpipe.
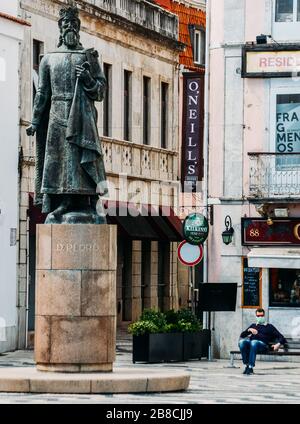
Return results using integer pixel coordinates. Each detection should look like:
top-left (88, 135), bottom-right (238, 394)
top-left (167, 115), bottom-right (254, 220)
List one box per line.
top-left (25, 214), bottom-right (30, 349)
top-left (202, 0), bottom-right (211, 338)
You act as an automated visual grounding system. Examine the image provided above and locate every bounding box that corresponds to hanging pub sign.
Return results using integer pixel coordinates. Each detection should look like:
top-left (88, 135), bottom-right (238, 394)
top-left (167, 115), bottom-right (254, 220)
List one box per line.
top-left (242, 44), bottom-right (300, 78)
top-left (183, 213), bottom-right (209, 245)
top-left (242, 217), bottom-right (300, 246)
top-left (181, 72), bottom-right (204, 192)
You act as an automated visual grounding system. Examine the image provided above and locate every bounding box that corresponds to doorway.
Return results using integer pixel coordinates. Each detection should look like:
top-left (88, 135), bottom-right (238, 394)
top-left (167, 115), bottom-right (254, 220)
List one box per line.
top-left (118, 237), bottom-right (133, 322)
top-left (141, 240), bottom-right (151, 311)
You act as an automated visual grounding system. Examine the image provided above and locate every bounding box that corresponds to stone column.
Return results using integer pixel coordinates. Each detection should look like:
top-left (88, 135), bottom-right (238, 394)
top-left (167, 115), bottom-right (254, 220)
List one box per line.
top-left (162, 242), bottom-right (179, 311)
top-left (35, 224), bottom-right (117, 372)
top-left (131, 241), bottom-right (142, 322)
top-left (170, 242), bottom-right (179, 310)
top-left (177, 261), bottom-right (189, 308)
top-left (142, 241), bottom-right (152, 310)
top-left (149, 241), bottom-right (158, 309)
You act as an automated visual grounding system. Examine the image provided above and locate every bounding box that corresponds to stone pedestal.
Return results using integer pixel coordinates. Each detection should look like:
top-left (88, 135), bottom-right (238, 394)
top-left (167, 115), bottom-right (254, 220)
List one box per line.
top-left (35, 224), bottom-right (117, 372)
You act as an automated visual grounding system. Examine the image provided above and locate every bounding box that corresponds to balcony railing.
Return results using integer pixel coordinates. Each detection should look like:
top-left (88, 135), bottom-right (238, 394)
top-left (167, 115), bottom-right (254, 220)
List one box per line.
top-left (93, 0), bottom-right (178, 40)
top-left (101, 136), bottom-right (178, 181)
top-left (249, 153), bottom-right (300, 199)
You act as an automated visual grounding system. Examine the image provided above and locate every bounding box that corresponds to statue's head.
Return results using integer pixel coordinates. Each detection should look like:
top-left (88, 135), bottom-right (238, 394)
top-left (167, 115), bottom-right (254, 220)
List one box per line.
top-left (58, 5), bottom-right (82, 48)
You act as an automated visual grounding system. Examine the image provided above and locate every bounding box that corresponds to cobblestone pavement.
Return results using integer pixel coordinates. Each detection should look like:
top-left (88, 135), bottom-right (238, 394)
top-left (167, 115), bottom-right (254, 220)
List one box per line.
top-left (1, 347), bottom-right (300, 404)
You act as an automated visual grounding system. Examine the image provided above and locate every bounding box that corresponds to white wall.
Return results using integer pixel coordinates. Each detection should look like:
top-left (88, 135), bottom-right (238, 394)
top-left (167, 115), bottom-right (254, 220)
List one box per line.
top-left (0, 0), bottom-right (19, 16)
top-left (208, 0), bottom-right (300, 360)
top-left (0, 17), bottom-right (23, 352)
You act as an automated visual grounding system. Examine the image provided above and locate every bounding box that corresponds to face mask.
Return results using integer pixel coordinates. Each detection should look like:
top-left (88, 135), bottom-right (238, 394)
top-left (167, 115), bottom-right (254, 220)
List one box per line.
top-left (256, 317), bottom-right (265, 325)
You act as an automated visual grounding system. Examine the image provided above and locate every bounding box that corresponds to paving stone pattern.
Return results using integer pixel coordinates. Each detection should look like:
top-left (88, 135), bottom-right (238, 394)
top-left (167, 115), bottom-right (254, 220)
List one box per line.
top-left (1, 341), bottom-right (300, 403)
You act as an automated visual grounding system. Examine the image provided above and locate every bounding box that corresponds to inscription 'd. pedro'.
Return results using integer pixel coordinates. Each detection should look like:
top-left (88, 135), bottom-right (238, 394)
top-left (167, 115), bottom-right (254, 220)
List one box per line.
top-left (56, 243), bottom-right (100, 253)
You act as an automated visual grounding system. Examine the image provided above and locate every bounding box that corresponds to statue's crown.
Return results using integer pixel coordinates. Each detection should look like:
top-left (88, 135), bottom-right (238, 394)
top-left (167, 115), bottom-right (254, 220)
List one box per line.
top-left (59, 5), bottom-right (79, 22)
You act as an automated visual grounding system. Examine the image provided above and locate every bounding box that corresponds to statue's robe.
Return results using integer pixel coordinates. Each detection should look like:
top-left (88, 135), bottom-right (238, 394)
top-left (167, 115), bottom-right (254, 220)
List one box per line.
top-left (32, 46), bottom-right (107, 212)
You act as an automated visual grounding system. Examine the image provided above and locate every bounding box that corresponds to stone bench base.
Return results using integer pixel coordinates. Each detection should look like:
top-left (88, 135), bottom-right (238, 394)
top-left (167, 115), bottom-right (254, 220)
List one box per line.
top-left (0, 367), bottom-right (190, 394)
top-left (36, 363), bottom-right (113, 373)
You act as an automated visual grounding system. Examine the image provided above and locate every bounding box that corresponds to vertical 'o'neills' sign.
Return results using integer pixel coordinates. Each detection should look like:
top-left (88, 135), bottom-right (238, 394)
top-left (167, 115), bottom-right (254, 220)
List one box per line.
top-left (181, 73), bottom-right (204, 192)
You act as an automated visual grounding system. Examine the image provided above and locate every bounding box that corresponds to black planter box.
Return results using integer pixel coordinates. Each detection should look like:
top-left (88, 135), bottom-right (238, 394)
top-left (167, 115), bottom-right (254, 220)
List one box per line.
top-left (133, 333), bottom-right (183, 363)
top-left (133, 330), bottom-right (211, 363)
top-left (183, 330), bottom-right (211, 360)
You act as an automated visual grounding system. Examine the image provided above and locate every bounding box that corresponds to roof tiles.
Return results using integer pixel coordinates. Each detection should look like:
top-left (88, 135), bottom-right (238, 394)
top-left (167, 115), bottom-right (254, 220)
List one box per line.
top-left (153, 0), bottom-right (206, 71)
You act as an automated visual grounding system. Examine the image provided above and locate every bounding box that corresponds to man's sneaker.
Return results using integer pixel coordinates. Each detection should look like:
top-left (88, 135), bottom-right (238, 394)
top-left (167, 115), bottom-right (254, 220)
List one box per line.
top-left (245, 367), bottom-right (254, 375)
top-left (243, 366), bottom-right (249, 374)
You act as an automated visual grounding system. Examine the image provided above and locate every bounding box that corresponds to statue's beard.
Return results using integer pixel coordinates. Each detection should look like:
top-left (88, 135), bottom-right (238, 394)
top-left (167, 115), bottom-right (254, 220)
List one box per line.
top-left (63, 30), bottom-right (79, 48)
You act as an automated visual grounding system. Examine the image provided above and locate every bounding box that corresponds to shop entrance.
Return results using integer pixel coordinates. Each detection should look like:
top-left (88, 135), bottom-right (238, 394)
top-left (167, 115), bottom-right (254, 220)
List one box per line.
top-left (117, 237), bottom-right (133, 322)
top-left (270, 268), bottom-right (300, 307)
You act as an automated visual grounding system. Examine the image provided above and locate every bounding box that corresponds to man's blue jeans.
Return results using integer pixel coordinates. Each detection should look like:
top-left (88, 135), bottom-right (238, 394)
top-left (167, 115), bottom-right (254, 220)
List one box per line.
top-left (238, 338), bottom-right (268, 367)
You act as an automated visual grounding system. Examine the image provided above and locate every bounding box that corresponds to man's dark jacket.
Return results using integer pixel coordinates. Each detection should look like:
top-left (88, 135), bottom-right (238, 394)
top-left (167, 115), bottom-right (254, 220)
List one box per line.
top-left (240, 323), bottom-right (287, 345)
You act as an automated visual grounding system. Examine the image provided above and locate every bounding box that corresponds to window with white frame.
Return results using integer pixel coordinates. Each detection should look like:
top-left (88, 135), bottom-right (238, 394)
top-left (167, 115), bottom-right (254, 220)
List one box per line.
top-left (276, 93), bottom-right (300, 154)
top-left (276, 0), bottom-right (294, 22)
top-left (270, 83), bottom-right (300, 172)
top-left (32, 39), bottom-right (44, 101)
top-left (103, 63), bottom-right (112, 137)
top-left (194, 29), bottom-right (205, 66)
top-left (275, 0), bottom-right (298, 22)
top-left (273, 0), bottom-right (300, 40)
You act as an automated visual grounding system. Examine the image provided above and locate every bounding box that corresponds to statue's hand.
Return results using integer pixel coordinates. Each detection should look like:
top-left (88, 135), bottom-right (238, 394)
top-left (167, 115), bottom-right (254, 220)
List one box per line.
top-left (76, 62), bottom-right (93, 85)
top-left (26, 124), bottom-right (37, 136)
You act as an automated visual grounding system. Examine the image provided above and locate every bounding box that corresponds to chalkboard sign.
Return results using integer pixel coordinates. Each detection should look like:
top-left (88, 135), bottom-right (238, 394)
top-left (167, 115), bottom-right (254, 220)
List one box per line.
top-left (242, 257), bottom-right (261, 308)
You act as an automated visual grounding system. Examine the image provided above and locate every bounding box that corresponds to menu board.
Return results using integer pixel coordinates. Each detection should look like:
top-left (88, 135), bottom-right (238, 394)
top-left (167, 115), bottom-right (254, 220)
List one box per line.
top-left (242, 258), bottom-right (261, 308)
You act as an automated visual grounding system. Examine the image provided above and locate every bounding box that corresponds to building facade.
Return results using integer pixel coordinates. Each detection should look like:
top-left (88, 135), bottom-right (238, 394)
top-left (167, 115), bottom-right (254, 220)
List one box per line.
top-left (16, 0), bottom-right (185, 349)
top-left (0, 2), bottom-right (29, 353)
top-left (207, 0), bottom-right (300, 358)
top-left (153, 0), bottom-right (206, 311)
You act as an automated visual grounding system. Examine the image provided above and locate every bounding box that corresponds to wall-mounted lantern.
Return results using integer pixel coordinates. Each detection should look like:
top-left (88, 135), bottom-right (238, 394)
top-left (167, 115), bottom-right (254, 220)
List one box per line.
top-left (222, 215), bottom-right (234, 245)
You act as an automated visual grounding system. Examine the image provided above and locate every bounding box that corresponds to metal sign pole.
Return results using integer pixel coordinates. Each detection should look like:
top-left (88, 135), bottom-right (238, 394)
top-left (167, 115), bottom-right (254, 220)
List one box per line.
top-left (208, 310), bottom-right (212, 361)
top-left (191, 266), bottom-right (195, 314)
top-left (188, 266), bottom-right (193, 310)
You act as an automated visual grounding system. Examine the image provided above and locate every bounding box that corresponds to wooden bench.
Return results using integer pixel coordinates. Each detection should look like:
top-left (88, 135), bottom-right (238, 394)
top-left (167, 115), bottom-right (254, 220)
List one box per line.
top-left (229, 338), bottom-right (300, 367)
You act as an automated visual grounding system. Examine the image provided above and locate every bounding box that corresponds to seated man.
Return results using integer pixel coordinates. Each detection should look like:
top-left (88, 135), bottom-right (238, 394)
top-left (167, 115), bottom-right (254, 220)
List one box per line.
top-left (239, 308), bottom-right (287, 375)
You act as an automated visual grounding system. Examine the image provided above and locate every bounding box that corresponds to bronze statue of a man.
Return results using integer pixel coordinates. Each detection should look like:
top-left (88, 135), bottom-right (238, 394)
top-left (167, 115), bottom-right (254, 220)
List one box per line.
top-left (26, 5), bottom-right (108, 224)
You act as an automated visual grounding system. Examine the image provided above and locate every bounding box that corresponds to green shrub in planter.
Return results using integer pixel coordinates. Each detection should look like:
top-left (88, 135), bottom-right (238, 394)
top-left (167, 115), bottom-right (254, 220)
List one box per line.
top-left (128, 309), bottom-right (167, 336)
top-left (128, 308), bottom-right (208, 363)
top-left (128, 308), bottom-right (202, 336)
top-left (165, 308), bottom-right (202, 333)
top-left (127, 320), bottom-right (159, 336)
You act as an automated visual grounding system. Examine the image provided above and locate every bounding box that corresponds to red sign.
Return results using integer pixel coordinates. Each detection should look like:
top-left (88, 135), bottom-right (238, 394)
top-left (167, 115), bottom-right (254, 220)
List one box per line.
top-left (242, 218), bottom-right (300, 246)
top-left (177, 240), bottom-right (203, 266)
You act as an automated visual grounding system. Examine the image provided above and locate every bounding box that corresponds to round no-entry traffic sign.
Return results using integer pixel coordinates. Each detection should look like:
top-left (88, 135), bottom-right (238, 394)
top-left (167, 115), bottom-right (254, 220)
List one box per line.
top-left (177, 240), bottom-right (203, 266)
